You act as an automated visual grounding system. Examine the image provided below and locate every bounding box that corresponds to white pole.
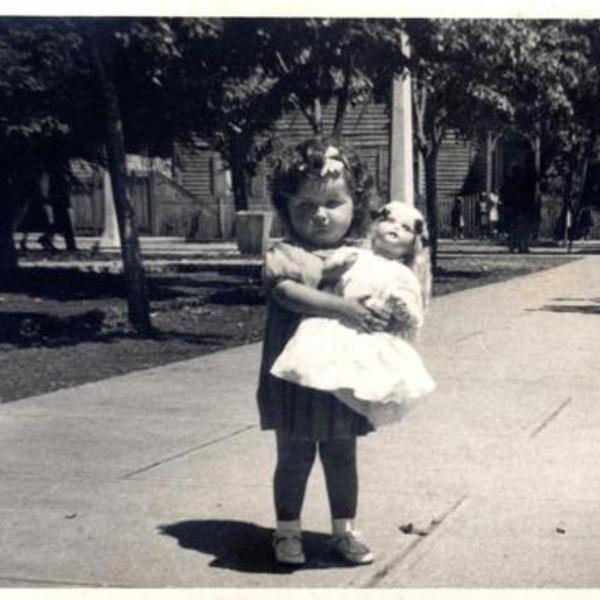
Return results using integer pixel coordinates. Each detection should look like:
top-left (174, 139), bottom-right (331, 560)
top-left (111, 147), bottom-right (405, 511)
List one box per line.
top-left (389, 32), bottom-right (414, 205)
top-left (98, 168), bottom-right (121, 249)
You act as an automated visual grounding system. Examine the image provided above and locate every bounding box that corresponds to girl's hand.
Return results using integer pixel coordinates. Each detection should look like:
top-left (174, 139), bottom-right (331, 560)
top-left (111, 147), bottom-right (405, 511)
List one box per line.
top-left (340, 296), bottom-right (390, 332)
top-left (271, 280), bottom-right (389, 329)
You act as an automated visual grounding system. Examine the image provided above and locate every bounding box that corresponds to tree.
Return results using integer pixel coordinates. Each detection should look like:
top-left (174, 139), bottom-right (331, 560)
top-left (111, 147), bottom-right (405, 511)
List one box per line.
top-left (262, 19), bottom-right (407, 137)
top-left (540, 20), bottom-right (600, 220)
top-left (0, 17), bottom-right (200, 332)
top-left (82, 19), bottom-right (152, 332)
top-left (157, 18), bottom-right (408, 212)
top-left (405, 19), bottom-right (588, 263)
top-left (0, 17), bottom-right (92, 271)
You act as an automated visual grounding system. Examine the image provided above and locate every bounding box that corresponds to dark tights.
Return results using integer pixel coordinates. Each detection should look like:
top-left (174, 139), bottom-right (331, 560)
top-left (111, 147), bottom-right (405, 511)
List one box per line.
top-left (274, 431), bottom-right (358, 521)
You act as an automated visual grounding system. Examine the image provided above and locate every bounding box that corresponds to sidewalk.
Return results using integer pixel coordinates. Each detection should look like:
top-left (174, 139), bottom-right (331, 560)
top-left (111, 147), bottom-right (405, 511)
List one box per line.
top-left (15, 236), bottom-right (597, 278)
top-left (1, 256), bottom-right (600, 587)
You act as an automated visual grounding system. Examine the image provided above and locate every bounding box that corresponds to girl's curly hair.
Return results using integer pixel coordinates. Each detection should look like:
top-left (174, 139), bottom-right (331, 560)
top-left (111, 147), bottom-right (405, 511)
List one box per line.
top-left (271, 137), bottom-right (375, 238)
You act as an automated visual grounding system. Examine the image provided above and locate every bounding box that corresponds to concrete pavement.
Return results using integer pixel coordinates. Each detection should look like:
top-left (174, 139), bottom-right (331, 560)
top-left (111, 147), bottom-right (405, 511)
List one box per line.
top-left (1, 256), bottom-right (600, 587)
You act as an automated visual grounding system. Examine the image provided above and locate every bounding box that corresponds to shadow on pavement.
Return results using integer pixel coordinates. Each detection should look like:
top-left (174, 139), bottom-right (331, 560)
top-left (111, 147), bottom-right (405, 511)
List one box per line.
top-left (0, 310), bottom-right (107, 346)
top-left (159, 520), bottom-right (359, 573)
top-left (0, 268), bottom-right (128, 301)
top-left (530, 297), bottom-right (600, 315)
top-left (1, 268), bottom-right (263, 305)
top-left (0, 311), bottom-right (233, 349)
top-left (535, 304), bottom-right (600, 315)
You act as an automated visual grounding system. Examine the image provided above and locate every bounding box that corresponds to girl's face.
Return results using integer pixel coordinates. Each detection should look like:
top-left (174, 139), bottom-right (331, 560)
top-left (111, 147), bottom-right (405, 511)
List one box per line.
top-left (287, 176), bottom-right (354, 247)
top-left (371, 213), bottom-right (415, 260)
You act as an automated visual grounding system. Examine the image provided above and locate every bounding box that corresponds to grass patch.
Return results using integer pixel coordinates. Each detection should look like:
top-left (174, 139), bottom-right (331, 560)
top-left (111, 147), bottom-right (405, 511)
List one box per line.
top-left (0, 252), bottom-right (577, 403)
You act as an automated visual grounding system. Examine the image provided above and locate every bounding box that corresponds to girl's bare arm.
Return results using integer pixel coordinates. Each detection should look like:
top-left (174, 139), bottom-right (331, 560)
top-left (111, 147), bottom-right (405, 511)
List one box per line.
top-left (272, 280), bottom-right (387, 331)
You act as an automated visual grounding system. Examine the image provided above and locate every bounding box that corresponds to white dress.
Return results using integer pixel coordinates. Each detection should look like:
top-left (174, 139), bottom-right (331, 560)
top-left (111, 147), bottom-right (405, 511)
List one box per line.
top-left (270, 247), bottom-right (435, 426)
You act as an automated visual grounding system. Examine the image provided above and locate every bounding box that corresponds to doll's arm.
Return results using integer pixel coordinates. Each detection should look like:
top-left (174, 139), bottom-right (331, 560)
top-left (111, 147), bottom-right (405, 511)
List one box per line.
top-left (387, 286), bottom-right (424, 327)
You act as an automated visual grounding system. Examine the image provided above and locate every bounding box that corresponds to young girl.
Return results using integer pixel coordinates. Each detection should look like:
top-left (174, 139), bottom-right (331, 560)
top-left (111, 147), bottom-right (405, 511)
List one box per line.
top-left (257, 139), bottom-right (389, 567)
top-left (271, 201), bottom-right (435, 427)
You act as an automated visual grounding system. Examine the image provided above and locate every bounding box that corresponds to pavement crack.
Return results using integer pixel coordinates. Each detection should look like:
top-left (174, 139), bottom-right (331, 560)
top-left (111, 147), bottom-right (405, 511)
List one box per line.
top-left (121, 424), bottom-right (255, 479)
top-left (454, 331), bottom-right (483, 343)
top-left (0, 575), bottom-right (101, 587)
top-left (529, 397), bottom-right (573, 439)
top-left (361, 495), bottom-right (467, 588)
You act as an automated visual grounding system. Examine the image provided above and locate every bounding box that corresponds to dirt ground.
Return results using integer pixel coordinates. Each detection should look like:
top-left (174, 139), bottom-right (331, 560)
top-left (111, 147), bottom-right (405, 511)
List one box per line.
top-left (0, 251), bottom-right (575, 403)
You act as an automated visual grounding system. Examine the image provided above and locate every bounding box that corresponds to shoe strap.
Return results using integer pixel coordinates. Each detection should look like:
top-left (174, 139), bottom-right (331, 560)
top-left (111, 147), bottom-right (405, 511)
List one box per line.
top-left (274, 531), bottom-right (302, 544)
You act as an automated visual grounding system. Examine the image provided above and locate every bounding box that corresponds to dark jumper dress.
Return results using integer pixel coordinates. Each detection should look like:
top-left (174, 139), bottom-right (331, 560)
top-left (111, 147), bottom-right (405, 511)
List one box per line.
top-left (256, 240), bottom-right (374, 440)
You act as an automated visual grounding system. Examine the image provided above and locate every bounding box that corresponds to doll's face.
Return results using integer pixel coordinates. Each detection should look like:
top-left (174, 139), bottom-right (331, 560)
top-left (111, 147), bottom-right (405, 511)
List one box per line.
top-left (370, 203), bottom-right (420, 259)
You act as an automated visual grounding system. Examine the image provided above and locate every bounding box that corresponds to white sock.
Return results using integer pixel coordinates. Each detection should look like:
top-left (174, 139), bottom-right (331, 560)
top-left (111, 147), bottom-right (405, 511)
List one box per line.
top-left (276, 519), bottom-right (301, 535)
top-left (332, 518), bottom-right (354, 536)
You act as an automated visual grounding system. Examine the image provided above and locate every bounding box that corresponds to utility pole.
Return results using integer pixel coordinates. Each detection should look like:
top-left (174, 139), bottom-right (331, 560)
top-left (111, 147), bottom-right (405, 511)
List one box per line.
top-left (389, 32), bottom-right (414, 205)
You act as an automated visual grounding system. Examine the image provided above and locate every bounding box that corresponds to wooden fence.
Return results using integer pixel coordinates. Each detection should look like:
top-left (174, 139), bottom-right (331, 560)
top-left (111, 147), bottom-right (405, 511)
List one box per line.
top-left (70, 174), bottom-right (155, 235)
top-left (71, 174), bottom-right (600, 242)
top-left (70, 171), bottom-right (287, 241)
top-left (71, 172), bottom-right (228, 240)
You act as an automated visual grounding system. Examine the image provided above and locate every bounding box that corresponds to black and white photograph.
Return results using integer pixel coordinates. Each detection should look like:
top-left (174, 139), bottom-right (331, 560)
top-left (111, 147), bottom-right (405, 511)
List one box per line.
top-left (2, 1), bottom-right (600, 591)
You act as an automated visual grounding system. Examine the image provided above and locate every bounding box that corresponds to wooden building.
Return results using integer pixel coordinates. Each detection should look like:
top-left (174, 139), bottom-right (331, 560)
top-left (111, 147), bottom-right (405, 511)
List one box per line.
top-left (170, 100), bottom-right (392, 241)
top-left (68, 100), bottom-right (583, 241)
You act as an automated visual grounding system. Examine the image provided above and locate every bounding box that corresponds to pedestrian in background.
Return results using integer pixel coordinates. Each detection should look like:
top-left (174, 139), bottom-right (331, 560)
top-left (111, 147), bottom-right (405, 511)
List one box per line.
top-left (488, 193), bottom-right (501, 239)
top-left (577, 206), bottom-right (593, 240)
top-left (451, 197), bottom-right (465, 240)
top-left (476, 195), bottom-right (489, 239)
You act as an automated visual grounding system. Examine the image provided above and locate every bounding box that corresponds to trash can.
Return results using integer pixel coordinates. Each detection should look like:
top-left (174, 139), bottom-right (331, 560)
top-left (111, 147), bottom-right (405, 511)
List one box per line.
top-left (235, 210), bottom-right (273, 255)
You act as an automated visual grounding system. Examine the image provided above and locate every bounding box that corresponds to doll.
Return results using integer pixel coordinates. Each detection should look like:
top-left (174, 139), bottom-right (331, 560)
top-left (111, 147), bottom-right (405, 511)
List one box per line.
top-left (271, 201), bottom-right (435, 426)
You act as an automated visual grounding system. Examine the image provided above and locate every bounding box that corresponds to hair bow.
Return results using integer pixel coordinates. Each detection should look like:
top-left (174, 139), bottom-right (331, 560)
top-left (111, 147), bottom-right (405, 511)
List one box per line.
top-left (320, 146), bottom-right (346, 177)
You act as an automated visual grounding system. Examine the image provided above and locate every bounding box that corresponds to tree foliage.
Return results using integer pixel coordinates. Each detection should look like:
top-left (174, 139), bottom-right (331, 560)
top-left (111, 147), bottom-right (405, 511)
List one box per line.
top-left (154, 18), bottom-right (408, 211)
top-left (405, 18), bottom-right (595, 262)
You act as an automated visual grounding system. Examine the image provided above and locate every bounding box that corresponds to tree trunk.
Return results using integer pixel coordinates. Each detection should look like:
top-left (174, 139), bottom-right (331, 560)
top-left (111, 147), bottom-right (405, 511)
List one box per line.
top-left (332, 57), bottom-right (351, 139)
top-left (0, 170), bottom-right (18, 273)
top-left (0, 221), bottom-right (17, 272)
top-left (87, 28), bottom-right (152, 334)
top-left (424, 148), bottom-right (439, 268)
top-left (332, 90), bottom-right (348, 139)
top-left (0, 209), bottom-right (17, 273)
top-left (313, 98), bottom-right (323, 135)
top-left (229, 138), bottom-right (249, 213)
top-left (563, 171), bottom-right (574, 251)
top-left (62, 207), bottom-right (77, 251)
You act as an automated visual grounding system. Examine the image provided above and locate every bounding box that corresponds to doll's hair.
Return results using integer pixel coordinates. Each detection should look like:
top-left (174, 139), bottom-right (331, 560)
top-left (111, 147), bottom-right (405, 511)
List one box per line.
top-left (371, 202), bottom-right (432, 308)
top-left (271, 137), bottom-right (374, 238)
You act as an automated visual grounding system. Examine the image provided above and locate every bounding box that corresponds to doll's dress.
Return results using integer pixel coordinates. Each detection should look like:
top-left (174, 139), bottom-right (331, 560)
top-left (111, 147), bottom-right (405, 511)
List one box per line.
top-left (270, 247), bottom-right (435, 426)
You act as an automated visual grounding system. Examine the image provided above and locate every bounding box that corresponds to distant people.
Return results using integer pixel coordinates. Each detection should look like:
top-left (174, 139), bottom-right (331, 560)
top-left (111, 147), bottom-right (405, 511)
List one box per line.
top-left (488, 193), bottom-right (501, 239)
top-left (21, 160), bottom-right (77, 253)
top-left (511, 207), bottom-right (533, 253)
top-left (559, 202), bottom-right (576, 253)
top-left (451, 197), bottom-right (465, 239)
top-left (47, 160), bottom-right (77, 252)
top-left (501, 163), bottom-right (535, 254)
top-left (476, 195), bottom-right (489, 239)
top-left (37, 170), bottom-right (58, 252)
top-left (16, 169), bottom-right (57, 253)
top-left (577, 206), bottom-right (593, 240)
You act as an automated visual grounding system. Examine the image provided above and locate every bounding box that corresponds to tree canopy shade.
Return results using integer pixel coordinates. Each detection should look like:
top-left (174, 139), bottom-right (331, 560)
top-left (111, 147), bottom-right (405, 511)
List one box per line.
top-left (0, 17), bottom-right (183, 330)
top-left (4, 17), bottom-right (600, 289)
top-left (159, 18), bottom-right (409, 211)
top-left (0, 18), bottom-right (94, 270)
top-left (404, 18), bottom-right (593, 263)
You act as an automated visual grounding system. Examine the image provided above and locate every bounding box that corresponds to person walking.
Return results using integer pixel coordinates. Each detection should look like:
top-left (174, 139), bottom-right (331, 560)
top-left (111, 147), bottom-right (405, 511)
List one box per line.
top-left (451, 197), bottom-right (465, 240)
